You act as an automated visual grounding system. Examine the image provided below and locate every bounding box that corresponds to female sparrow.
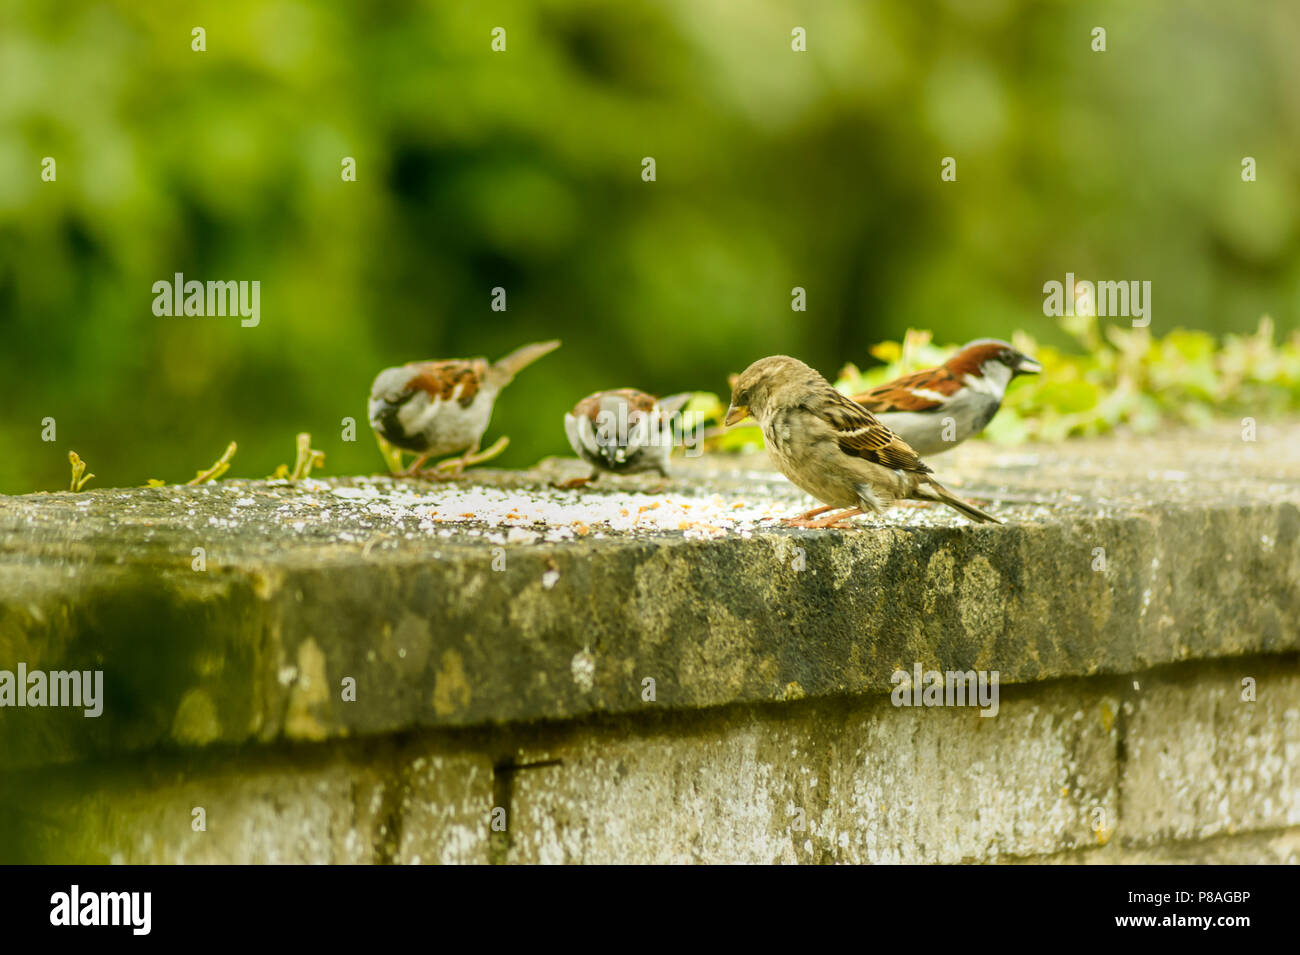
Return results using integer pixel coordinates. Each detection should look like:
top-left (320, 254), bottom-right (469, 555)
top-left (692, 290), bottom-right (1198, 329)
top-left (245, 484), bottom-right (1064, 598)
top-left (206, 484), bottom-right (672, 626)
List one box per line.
top-left (563, 389), bottom-right (691, 485)
top-left (851, 339), bottom-right (1039, 456)
top-left (726, 355), bottom-right (1001, 527)
top-left (369, 339), bottom-right (560, 476)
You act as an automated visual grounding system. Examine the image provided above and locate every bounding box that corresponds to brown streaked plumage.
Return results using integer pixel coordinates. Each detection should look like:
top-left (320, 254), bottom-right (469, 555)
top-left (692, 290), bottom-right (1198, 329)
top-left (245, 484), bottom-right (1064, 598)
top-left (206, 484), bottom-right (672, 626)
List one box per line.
top-left (368, 339), bottom-right (560, 477)
top-left (725, 355), bottom-right (1001, 526)
top-left (851, 339), bottom-right (1040, 456)
top-left (571, 387), bottom-right (661, 421)
top-left (563, 388), bottom-right (691, 484)
top-left (405, 360), bottom-right (489, 409)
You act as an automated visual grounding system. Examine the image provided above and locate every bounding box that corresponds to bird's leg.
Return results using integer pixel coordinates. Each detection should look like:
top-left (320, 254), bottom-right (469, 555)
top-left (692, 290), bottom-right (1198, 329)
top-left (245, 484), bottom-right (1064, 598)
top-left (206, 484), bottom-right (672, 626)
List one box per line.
top-left (782, 505), bottom-right (836, 525)
top-left (430, 436), bottom-right (511, 478)
top-left (785, 507), bottom-right (865, 529)
top-left (808, 507), bottom-right (865, 528)
top-left (434, 443), bottom-right (476, 479)
top-left (400, 452), bottom-right (434, 477)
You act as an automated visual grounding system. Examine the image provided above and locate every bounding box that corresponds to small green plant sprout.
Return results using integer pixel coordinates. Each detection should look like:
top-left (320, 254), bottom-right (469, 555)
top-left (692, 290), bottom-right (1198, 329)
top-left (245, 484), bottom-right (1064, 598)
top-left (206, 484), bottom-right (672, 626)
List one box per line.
top-left (186, 442), bottom-right (238, 485)
top-left (68, 451), bottom-right (94, 491)
top-left (270, 433), bottom-right (325, 481)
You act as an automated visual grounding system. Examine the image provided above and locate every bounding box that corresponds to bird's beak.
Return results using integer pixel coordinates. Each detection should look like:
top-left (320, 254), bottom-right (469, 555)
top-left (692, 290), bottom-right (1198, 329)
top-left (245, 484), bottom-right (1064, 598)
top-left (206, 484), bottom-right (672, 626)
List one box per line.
top-left (1015, 356), bottom-right (1042, 376)
top-left (724, 403), bottom-right (750, 428)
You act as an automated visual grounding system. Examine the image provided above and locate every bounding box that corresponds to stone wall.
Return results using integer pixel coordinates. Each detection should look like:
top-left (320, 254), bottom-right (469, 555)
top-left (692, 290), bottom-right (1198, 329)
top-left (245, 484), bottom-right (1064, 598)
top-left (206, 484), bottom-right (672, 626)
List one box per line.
top-left (2, 426), bottom-right (1298, 863)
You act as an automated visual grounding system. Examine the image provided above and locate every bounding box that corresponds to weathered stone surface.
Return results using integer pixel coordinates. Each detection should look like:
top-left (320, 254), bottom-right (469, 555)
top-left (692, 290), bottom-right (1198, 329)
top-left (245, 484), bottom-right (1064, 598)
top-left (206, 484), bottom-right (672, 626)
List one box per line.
top-left (1120, 663), bottom-right (1300, 845)
top-left (2, 426), bottom-right (1297, 773)
top-left (391, 751), bottom-right (494, 865)
top-left (1, 742), bottom-right (492, 864)
top-left (1022, 827), bottom-right (1300, 864)
top-left (505, 683), bottom-right (1120, 864)
top-left (2, 661), bottom-right (1295, 864)
top-left (2, 426), bottom-right (1298, 863)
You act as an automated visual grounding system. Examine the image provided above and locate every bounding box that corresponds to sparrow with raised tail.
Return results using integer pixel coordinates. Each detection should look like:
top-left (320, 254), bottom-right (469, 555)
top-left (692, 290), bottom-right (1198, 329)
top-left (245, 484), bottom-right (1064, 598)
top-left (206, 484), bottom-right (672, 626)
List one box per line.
top-left (369, 339), bottom-right (560, 476)
top-left (726, 355), bottom-right (1001, 527)
top-left (850, 339), bottom-right (1040, 456)
top-left (562, 389), bottom-right (691, 486)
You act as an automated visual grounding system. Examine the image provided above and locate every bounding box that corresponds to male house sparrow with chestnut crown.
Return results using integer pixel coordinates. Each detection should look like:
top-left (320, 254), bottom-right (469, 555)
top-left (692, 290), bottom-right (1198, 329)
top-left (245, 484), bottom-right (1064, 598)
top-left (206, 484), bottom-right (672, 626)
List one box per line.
top-left (369, 339), bottom-right (560, 476)
top-left (726, 355), bottom-right (1001, 527)
top-left (563, 389), bottom-right (692, 485)
top-left (850, 339), bottom-right (1040, 457)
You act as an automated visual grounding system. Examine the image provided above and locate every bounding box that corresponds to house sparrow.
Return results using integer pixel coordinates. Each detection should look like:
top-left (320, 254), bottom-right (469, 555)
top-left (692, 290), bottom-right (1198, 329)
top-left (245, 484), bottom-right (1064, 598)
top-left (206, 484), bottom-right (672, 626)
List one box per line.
top-left (726, 355), bottom-right (1001, 527)
top-left (369, 339), bottom-right (560, 476)
top-left (562, 389), bottom-right (692, 485)
top-left (850, 339), bottom-right (1040, 456)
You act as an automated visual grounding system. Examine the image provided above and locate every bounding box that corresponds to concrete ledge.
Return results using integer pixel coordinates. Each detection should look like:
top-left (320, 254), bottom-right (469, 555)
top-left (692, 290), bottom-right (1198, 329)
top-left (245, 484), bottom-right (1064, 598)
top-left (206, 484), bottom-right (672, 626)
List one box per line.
top-left (2, 426), bottom-right (1297, 773)
top-left (1, 424), bottom-right (1298, 863)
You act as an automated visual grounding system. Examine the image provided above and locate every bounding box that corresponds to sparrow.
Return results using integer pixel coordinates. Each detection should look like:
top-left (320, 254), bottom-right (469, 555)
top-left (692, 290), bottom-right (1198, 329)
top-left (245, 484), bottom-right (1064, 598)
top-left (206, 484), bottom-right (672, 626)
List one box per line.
top-left (849, 339), bottom-right (1040, 456)
top-left (725, 355), bottom-right (1001, 527)
top-left (562, 389), bottom-right (692, 485)
top-left (369, 339), bottom-right (560, 476)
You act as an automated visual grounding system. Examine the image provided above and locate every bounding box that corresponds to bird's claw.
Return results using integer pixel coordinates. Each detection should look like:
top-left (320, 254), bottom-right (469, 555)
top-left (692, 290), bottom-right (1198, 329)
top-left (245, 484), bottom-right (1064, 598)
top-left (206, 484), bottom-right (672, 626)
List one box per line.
top-left (411, 436), bottom-right (512, 480)
top-left (781, 506), bottom-right (865, 529)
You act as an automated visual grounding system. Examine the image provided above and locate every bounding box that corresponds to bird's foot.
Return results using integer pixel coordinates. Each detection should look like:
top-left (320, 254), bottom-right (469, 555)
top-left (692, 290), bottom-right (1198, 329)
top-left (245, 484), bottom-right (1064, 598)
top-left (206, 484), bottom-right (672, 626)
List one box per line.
top-left (398, 453), bottom-right (433, 477)
top-left (552, 476), bottom-right (594, 490)
top-left (780, 505), bottom-right (836, 526)
top-left (784, 507), bottom-right (865, 529)
top-left (426, 436), bottom-right (511, 479)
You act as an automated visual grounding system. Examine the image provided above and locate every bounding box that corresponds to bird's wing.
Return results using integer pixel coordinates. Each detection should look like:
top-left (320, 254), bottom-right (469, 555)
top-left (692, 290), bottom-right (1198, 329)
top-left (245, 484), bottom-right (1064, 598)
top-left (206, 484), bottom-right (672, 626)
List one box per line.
top-left (852, 366), bottom-right (959, 413)
top-left (404, 359), bottom-right (491, 408)
top-left (564, 412), bottom-right (600, 458)
top-left (806, 385), bottom-right (932, 474)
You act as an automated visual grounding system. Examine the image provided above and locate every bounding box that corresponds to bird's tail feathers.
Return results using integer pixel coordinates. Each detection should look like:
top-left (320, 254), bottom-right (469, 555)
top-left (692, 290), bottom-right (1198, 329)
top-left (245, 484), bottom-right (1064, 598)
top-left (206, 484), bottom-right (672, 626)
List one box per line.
top-left (490, 339), bottom-right (561, 385)
top-left (656, 392), bottom-right (693, 417)
top-left (915, 478), bottom-right (1003, 524)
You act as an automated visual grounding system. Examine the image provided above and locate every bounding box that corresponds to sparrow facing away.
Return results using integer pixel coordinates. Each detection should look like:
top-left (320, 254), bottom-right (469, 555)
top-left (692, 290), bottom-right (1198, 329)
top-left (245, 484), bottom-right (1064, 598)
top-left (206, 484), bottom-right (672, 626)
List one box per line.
top-left (369, 339), bottom-right (560, 476)
top-left (725, 355), bottom-right (1001, 527)
top-left (850, 339), bottom-right (1040, 456)
top-left (563, 389), bottom-right (692, 485)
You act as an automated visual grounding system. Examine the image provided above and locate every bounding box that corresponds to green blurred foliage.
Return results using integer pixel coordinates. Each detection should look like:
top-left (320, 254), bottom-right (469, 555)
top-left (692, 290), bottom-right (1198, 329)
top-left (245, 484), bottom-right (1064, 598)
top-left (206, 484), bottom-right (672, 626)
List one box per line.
top-left (2, 0), bottom-right (1299, 492)
top-left (695, 316), bottom-right (1300, 450)
top-left (841, 316), bottom-right (1300, 443)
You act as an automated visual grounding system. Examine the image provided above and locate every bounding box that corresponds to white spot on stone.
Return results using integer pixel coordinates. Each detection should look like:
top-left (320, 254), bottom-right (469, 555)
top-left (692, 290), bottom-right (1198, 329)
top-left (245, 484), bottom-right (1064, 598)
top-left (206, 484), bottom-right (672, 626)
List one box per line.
top-left (571, 648), bottom-right (596, 691)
